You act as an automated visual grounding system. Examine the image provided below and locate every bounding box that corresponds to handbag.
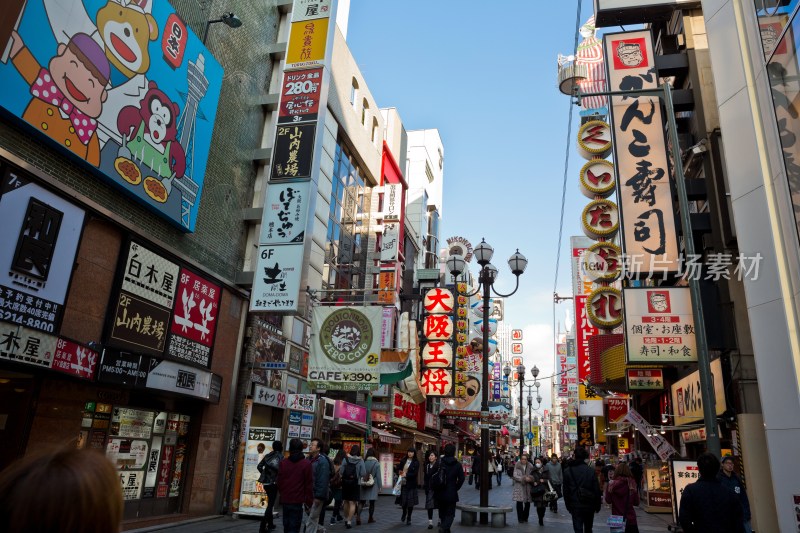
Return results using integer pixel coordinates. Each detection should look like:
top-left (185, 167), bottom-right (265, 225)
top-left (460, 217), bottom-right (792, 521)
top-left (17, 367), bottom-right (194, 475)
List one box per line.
top-left (544, 480), bottom-right (558, 502)
top-left (530, 469), bottom-right (547, 496)
top-left (361, 474), bottom-right (375, 487)
top-left (392, 477), bottom-right (403, 496)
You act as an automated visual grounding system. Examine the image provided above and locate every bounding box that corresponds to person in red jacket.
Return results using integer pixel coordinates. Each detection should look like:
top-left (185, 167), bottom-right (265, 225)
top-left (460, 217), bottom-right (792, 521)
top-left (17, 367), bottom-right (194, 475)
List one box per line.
top-left (277, 438), bottom-right (313, 533)
top-left (604, 463), bottom-right (640, 533)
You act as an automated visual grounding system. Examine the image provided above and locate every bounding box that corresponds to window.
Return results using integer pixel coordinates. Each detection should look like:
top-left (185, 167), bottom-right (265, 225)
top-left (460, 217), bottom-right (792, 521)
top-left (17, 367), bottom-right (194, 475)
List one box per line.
top-left (361, 98), bottom-right (369, 126)
top-left (425, 161), bottom-right (434, 183)
top-left (350, 78), bottom-right (359, 107)
top-left (372, 117), bottom-right (379, 143)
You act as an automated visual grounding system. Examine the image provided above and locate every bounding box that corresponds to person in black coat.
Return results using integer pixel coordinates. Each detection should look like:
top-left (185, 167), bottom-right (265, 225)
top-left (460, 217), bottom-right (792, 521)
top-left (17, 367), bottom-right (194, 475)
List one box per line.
top-left (562, 447), bottom-right (601, 533)
top-left (257, 441), bottom-right (283, 533)
top-left (679, 453), bottom-right (744, 533)
top-left (423, 450), bottom-right (440, 529)
top-left (432, 444), bottom-right (465, 533)
top-left (398, 448), bottom-right (420, 525)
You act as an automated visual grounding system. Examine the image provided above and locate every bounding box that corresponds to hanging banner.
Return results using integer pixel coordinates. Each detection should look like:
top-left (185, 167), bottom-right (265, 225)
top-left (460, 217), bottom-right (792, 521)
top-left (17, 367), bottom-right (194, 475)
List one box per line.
top-left (578, 416), bottom-right (595, 447)
top-left (624, 408), bottom-right (677, 461)
top-left (250, 244), bottom-right (305, 312)
top-left (380, 222), bottom-right (400, 262)
top-left (0, 170), bottom-right (85, 334)
top-left (604, 30), bottom-right (679, 275)
top-left (308, 306), bottom-right (381, 390)
top-left (624, 287), bottom-right (697, 363)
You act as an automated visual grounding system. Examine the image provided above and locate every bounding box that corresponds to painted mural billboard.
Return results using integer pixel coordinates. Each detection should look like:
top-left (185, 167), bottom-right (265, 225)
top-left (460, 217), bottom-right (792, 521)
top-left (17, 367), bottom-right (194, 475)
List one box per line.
top-left (0, 0), bottom-right (223, 231)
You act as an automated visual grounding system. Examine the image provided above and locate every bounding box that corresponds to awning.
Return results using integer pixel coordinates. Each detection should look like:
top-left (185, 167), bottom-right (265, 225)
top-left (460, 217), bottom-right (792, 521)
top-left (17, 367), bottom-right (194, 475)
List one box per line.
top-left (395, 426), bottom-right (438, 446)
top-left (371, 426), bottom-right (401, 445)
top-left (335, 419), bottom-right (368, 435)
top-left (343, 421), bottom-right (402, 444)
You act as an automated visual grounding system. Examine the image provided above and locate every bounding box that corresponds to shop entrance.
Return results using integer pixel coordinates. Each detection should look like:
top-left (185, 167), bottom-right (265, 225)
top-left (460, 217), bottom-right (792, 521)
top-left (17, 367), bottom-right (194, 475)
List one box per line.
top-left (0, 370), bottom-right (36, 471)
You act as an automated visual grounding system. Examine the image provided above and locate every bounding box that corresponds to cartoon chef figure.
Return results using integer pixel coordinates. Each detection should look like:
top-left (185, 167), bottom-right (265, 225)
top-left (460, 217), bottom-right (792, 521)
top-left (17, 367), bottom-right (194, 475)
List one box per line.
top-left (8, 31), bottom-right (109, 166)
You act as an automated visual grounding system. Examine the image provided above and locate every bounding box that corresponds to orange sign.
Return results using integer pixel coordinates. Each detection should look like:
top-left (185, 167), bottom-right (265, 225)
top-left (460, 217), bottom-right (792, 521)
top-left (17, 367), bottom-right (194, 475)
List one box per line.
top-left (286, 18), bottom-right (330, 69)
top-left (511, 356), bottom-right (523, 367)
top-left (511, 343), bottom-right (523, 354)
top-left (378, 271), bottom-right (395, 304)
top-left (511, 329), bottom-right (523, 340)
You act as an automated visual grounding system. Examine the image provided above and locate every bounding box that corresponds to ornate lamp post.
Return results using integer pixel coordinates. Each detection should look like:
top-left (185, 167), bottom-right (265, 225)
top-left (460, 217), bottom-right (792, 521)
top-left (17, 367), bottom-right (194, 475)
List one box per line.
top-left (448, 239), bottom-right (527, 521)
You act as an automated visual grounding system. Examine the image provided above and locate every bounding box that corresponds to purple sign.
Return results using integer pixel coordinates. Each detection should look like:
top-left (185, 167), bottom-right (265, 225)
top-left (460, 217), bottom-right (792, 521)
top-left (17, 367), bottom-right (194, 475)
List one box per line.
top-left (334, 400), bottom-right (366, 424)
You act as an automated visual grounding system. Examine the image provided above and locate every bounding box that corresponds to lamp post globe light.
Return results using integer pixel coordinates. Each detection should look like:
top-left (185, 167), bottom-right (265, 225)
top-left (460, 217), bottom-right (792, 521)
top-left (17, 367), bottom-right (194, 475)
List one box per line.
top-left (447, 239), bottom-right (527, 520)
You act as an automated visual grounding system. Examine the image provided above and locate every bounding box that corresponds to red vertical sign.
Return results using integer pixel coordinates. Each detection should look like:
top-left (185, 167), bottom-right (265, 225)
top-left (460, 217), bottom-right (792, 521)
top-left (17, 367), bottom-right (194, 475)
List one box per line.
top-left (575, 296), bottom-right (597, 383)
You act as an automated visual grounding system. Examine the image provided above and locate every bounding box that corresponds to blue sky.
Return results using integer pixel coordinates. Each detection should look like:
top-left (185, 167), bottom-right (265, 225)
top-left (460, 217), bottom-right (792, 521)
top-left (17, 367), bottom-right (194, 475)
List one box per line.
top-left (347, 0), bottom-right (602, 409)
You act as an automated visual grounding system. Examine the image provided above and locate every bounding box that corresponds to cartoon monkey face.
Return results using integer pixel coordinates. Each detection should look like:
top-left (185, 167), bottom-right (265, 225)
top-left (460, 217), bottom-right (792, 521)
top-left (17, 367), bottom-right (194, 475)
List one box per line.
top-left (96, 2), bottom-right (159, 79)
top-left (147, 96), bottom-right (173, 144)
top-left (617, 42), bottom-right (644, 67)
top-left (48, 44), bottom-right (108, 118)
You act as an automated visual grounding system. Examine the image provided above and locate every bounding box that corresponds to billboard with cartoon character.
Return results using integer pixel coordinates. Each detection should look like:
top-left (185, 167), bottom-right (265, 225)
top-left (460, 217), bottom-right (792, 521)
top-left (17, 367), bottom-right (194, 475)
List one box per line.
top-left (0, 0), bottom-right (223, 232)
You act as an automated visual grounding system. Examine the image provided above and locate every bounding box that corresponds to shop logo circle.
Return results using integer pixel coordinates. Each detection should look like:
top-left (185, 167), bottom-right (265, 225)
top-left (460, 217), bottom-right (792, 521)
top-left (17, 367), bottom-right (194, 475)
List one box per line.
top-left (319, 309), bottom-right (373, 364)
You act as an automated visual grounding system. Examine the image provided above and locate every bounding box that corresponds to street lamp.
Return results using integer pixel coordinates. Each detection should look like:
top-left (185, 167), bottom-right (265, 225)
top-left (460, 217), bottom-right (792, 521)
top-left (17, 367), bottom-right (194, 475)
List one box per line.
top-left (527, 391), bottom-right (533, 456)
top-left (448, 239), bottom-right (527, 520)
top-left (517, 363), bottom-right (526, 457)
top-left (203, 12), bottom-right (243, 43)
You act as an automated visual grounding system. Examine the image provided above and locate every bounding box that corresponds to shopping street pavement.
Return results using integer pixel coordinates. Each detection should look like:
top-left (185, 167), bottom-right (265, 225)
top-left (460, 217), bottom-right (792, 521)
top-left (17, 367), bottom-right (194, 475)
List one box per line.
top-left (131, 479), bottom-right (675, 533)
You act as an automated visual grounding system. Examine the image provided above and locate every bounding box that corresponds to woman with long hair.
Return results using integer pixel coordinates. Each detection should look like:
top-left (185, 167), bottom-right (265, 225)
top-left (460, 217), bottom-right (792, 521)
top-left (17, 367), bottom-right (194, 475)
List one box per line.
top-left (357, 448), bottom-right (381, 524)
top-left (397, 447), bottom-right (420, 525)
top-left (330, 449), bottom-right (347, 525)
top-left (605, 462), bottom-right (640, 533)
top-left (423, 450), bottom-right (440, 529)
top-left (512, 453), bottom-right (534, 524)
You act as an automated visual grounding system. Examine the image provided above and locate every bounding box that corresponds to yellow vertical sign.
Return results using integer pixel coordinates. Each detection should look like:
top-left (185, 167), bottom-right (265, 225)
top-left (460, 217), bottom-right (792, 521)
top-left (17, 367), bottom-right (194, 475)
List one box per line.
top-left (531, 426), bottom-right (540, 443)
top-left (286, 18), bottom-right (330, 69)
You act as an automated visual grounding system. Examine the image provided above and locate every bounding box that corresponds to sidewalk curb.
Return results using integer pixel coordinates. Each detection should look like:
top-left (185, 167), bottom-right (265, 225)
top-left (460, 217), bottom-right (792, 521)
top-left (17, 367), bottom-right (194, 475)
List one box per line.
top-left (127, 515), bottom-right (224, 533)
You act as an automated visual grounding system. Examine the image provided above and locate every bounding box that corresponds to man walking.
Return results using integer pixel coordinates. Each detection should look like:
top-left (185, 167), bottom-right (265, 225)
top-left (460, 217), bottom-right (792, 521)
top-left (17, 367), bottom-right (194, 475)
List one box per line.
top-left (718, 456), bottom-right (752, 533)
top-left (562, 447), bottom-right (601, 533)
top-left (257, 441), bottom-right (283, 533)
top-left (432, 444), bottom-right (465, 533)
top-left (630, 457), bottom-right (643, 498)
top-left (305, 437), bottom-right (331, 533)
top-left (544, 454), bottom-right (563, 513)
top-left (679, 453), bottom-right (744, 532)
top-left (277, 438), bottom-right (313, 533)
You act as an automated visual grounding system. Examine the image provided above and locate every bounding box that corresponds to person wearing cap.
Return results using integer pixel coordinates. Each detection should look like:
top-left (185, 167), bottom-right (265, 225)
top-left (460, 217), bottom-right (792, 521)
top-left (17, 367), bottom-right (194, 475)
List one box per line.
top-left (679, 453), bottom-right (744, 533)
top-left (718, 456), bottom-right (752, 533)
top-left (8, 30), bottom-right (110, 166)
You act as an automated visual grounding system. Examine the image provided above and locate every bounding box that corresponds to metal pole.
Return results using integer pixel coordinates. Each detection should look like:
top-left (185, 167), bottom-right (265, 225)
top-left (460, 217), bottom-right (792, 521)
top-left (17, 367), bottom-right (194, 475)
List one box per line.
top-left (662, 83), bottom-right (721, 457)
top-left (519, 379), bottom-right (524, 457)
top-left (479, 270), bottom-right (490, 521)
top-left (528, 398), bottom-right (532, 456)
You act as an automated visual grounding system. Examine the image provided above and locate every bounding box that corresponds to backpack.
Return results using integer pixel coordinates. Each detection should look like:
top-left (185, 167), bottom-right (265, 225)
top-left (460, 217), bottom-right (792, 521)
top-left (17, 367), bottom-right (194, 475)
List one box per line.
top-left (330, 461), bottom-right (343, 489)
top-left (342, 460), bottom-right (358, 487)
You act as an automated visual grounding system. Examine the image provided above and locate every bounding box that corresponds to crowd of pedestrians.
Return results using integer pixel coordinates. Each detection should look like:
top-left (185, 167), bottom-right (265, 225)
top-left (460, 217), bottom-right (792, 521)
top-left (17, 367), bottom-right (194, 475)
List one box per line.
top-left (0, 439), bottom-right (758, 533)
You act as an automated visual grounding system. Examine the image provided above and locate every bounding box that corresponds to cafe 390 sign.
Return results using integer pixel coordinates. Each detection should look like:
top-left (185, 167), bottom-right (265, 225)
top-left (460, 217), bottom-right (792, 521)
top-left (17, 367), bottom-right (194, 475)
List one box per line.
top-left (308, 306), bottom-right (381, 391)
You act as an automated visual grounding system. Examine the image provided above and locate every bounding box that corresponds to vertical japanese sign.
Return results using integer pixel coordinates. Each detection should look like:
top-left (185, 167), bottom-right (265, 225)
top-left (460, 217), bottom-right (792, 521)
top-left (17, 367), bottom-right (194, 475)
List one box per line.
top-left (624, 287), bottom-right (697, 363)
top-left (383, 183), bottom-right (402, 221)
top-left (251, 0), bottom-right (337, 314)
top-left (166, 268), bottom-right (220, 368)
top-left (604, 30), bottom-right (679, 275)
top-left (420, 288), bottom-right (455, 397)
top-left (557, 343), bottom-right (569, 397)
top-left (239, 427), bottom-right (281, 515)
top-left (107, 242), bottom-right (177, 356)
top-left (0, 167), bottom-right (85, 334)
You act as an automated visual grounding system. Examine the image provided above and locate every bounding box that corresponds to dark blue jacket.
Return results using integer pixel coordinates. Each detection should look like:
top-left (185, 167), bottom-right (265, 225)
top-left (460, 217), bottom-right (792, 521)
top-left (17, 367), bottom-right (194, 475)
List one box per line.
top-left (717, 471), bottom-right (751, 521)
top-left (309, 453), bottom-right (331, 500)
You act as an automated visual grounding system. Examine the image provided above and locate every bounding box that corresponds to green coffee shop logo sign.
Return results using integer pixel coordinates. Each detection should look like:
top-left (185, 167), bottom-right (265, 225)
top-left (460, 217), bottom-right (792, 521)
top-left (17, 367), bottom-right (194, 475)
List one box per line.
top-left (319, 308), bottom-right (373, 364)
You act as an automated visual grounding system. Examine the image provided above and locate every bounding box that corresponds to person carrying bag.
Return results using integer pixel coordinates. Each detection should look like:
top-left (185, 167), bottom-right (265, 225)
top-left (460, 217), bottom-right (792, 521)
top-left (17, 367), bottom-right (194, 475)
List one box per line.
top-left (605, 462), bottom-right (640, 533)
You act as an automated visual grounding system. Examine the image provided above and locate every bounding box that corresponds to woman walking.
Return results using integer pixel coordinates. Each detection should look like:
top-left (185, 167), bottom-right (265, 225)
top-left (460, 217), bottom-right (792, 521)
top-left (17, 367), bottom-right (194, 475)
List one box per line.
top-left (423, 450), bottom-right (440, 529)
top-left (397, 447), bottom-right (420, 525)
top-left (329, 450), bottom-right (346, 525)
top-left (358, 448), bottom-right (381, 524)
top-left (342, 445), bottom-right (366, 529)
top-left (512, 453), bottom-right (534, 523)
top-left (531, 456), bottom-right (550, 526)
top-left (605, 462), bottom-right (640, 533)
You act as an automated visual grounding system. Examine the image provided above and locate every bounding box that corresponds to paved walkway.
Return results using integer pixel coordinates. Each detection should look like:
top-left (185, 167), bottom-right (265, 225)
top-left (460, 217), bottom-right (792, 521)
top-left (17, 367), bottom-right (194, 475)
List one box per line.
top-left (130, 479), bottom-right (675, 532)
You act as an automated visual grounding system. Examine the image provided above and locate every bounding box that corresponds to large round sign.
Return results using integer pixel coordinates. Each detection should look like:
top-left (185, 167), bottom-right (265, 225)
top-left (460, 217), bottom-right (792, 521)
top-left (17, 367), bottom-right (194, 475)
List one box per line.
top-left (579, 159), bottom-right (615, 199)
top-left (587, 286), bottom-right (623, 329)
top-left (319, 308), bottom-right (375, 364)
top-left (581, 242), bottom-right (622, 283)
top-left (424, 288), bottom-right (454, 314)
top-left (581, 199), bottom-right (619, 240)
top-left (577, 120), bottom-right (612, 160)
